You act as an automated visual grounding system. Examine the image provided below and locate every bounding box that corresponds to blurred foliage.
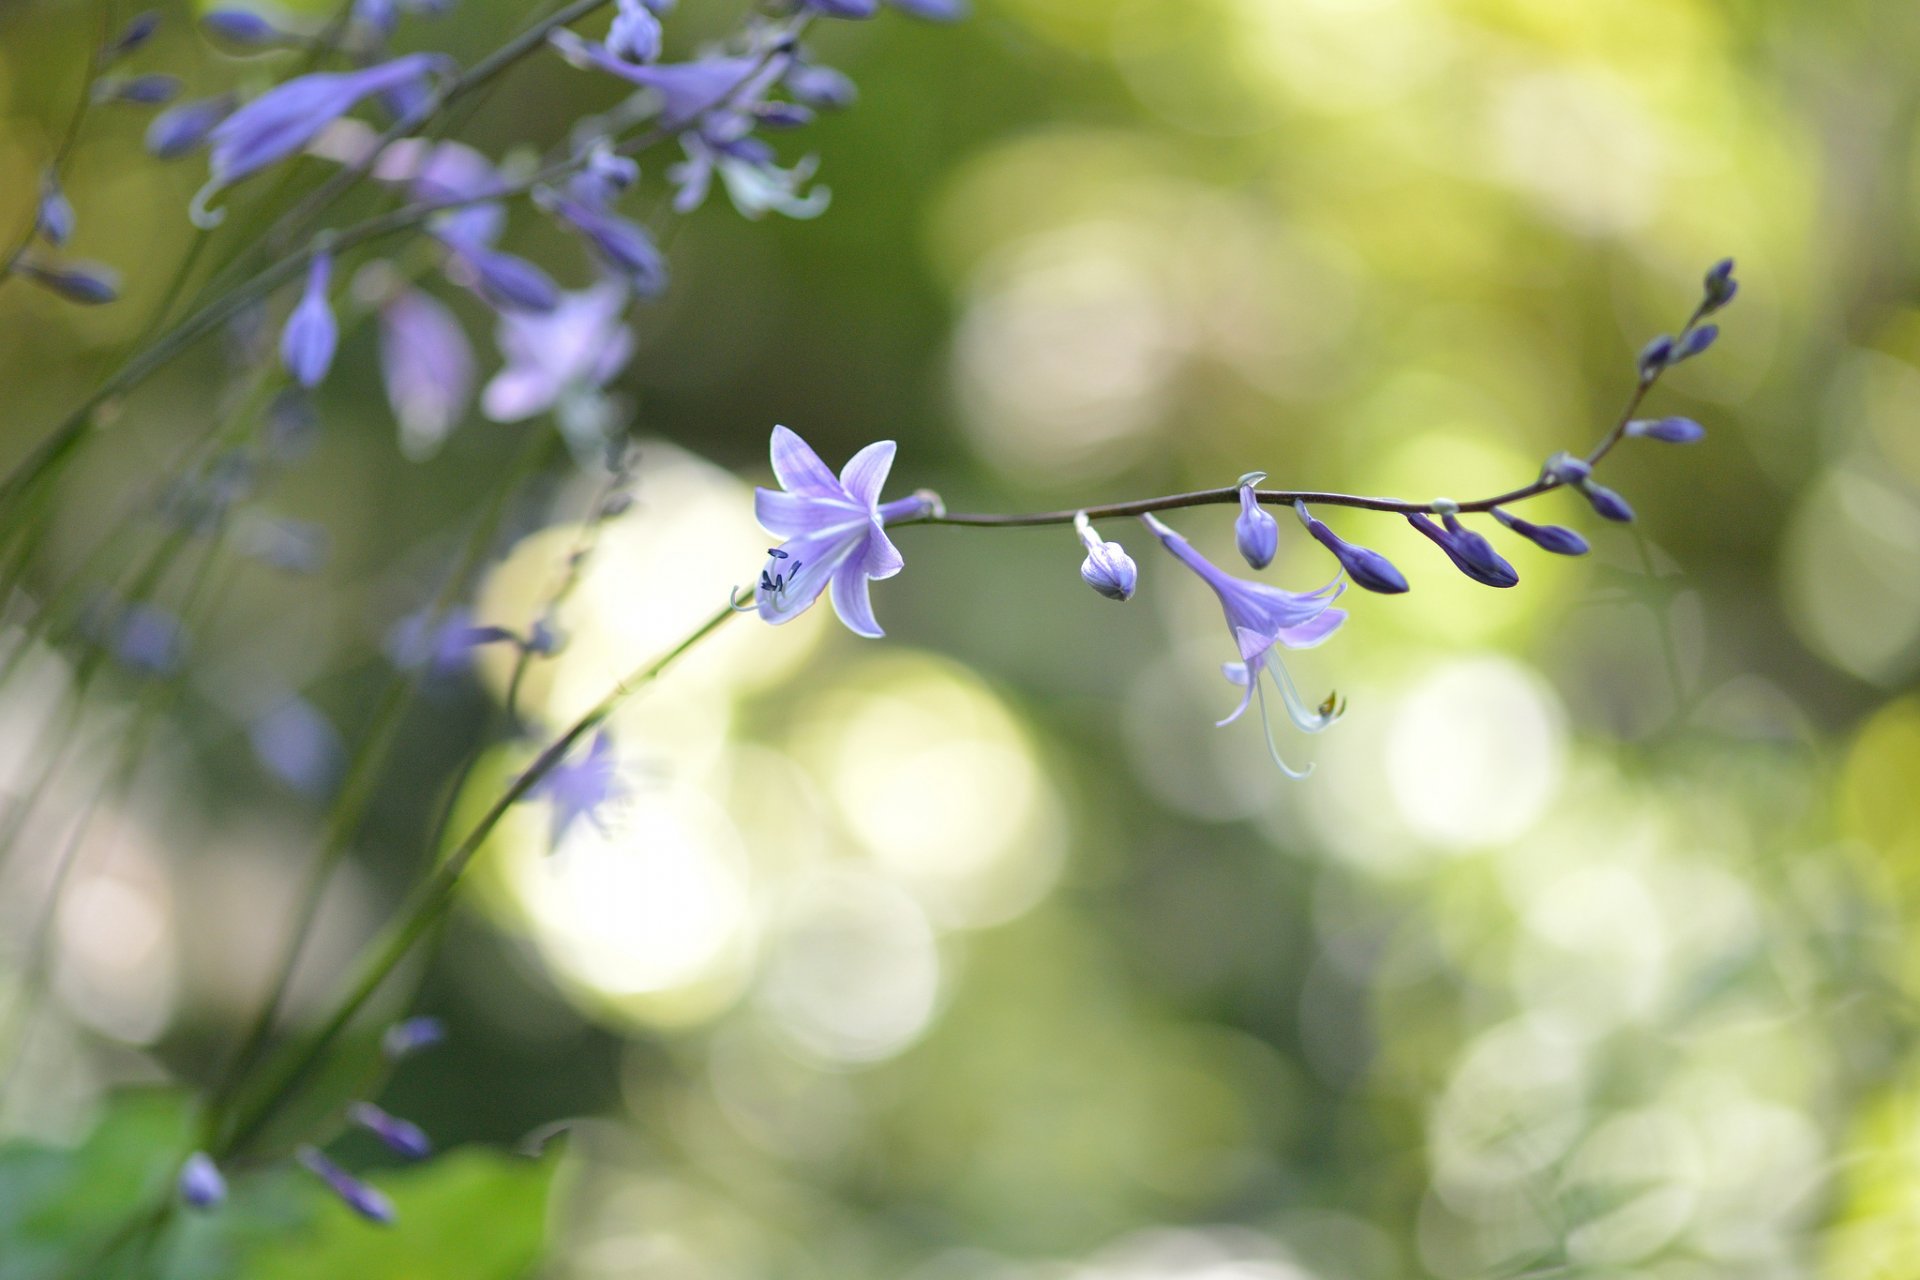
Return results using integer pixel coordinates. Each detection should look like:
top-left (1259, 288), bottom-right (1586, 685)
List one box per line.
top-left (1, 0), bottom-right (1919, 1276)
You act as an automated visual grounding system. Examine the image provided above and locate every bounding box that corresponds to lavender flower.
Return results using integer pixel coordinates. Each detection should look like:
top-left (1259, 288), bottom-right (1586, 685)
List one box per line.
top-left (548, 37), bottom-right (778, 126)
top-left (785, 63), bottom-right (856, 110)
top-left (94, 74), bottom-right (182, 106)
top-left (1139, 512), bottom-right (1345, 777)
top-left (100, 10), bottom-right (162, 64)
top-left (799, 0), bottom-right (880, 18)
top-left (36, 176), bottom-right (74, 248)
top-left (113, 604), bottom-right (187, 675)
top-left (386, 605), bottom-right (511, 677)
top-left (1624, 416), bottom-right (1706, 444)
top-left (536, 190), bottom-right (668, 296)
top-left (530, 730), bottom-right (625, 849)
top-left (178, 1152), bottom-right (226, 1210)
top-left (1075, 511), bottom-right (1136, 602)
top-left (297, 1147), bottom-right (395, 1225)
top-left (1671, 324), bottom-right (1719, 362)
top-left (194, 54), bottom-right (448, 224)
top-left (380, 288), bottom-right (475, 459)
top-left (201, 8), bottom-right (292, 49)
top-left (147, 94), bottom-right (236, 159)
top-left (280, 251), bottom-right (338, 389)
top-left (753, 426), bottom-right (936, 637)
top-left (1234, 472), bottom-right (1278, 570)
top-left (1491, 507), bottom-right (1588, 556)
top-left (480, 282), bottom-right (635, 457)
top-left (1637, 334), bottom-right (1675, 381)
top-left (348, 1102), bottom-right (432, 1160)
top-left (250, 696), bottom-right (346, 798)
top-left (669, 131), bottom-right (829, 220)
top-left (607, 0), bottom-right (663, 63)
top-left (1578, 480), bottom-right (1635, 523)
top-left (382, 1015), bottom-right (446, 1059)
top-left (15, 259), bottom-right (119, 305)
top-left (1405, 511), bottom-right (1518, 588)
top-left (1703, 258), bottom-right (1738, 312)
top-left (443, 240), bottom-right (560, 314)
top-left (888, 0), bottom-right (967, 17)
top-left (1293, 502), bottom-right (1407, 594)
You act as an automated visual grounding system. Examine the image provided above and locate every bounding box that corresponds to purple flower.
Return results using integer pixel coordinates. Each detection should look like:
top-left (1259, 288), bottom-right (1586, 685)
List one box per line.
top-left (113, 604), bottom-right (187, 674)
top-left (297, 1147), bottom-right (395, 1225)
top-left (800, 0), bottom-right (880, 17)
top-left (100, 10), bottom-right (162, 63)
top-left (785, 63), bottom-right (856, 110)
top-left (94, 74), bottom-right (182, 105)
top-left (480, 282), bottom-right (634, 449)
top-left (1234, 472), bottom-right (1278, 570)
top-left (348, 1102), bottom-right (432, 1160)
top-left (668, 131), bottom-right (829, 220)
top-left (201, 8), bottom-right (291, 49)
top-left (1637, 334), bottom-right (1675, 381)
top-left (888, 0), bottom-right (966, 17)
top-left (15, 258), bottom-right (119, 305)
top-left (753, 425), bottom-right (933, 638)
top-left (548, 36), bottom-right (777, 126)
top-left (607, 0), bottom-right (663, 62)
top-left (37, 176), bottom-right (73, 247)
top-left (1578, 480), bottom-right (1635, 523)
top-left (1624, 416), bottom-right (1705, 444)
top-left (1405, 511), bottom-right (1519, 588)
top-left (1491, 507), bottom-right (1588, 556)
top-left (280, 251), bottom-right (338, 389)
top-left (382, 1015), bottom-right (445, 1059)
top-left (178, 1152), bottom-right (226, 1210)
top-left (386, 604), bottom-right (510, 676)
top-left (249, 696), bottom-right (345, 798)
top-left (1703, 258), bottom-right (1737, 312)
top-left (1140, 512), bottom-right (1344, 778)
top-left (1075, 512), bottom-right (1136, 602)
top-left (147, 95), bottom-right (236, 159)
top-left (536, 191), bottom-right (667, 295)
top-left (444, 242), bottom-right (560, 314)
top-left (1292, 502), bottom-right (1408, 595)
top-left (380, 288), bottom-right (475, 459)
top-left (529, 729), bottom-right (626, 849)
top-left (194, 54), bottom-right (447, 224)
top-left (1672, 323), bottom-right (1718, 362)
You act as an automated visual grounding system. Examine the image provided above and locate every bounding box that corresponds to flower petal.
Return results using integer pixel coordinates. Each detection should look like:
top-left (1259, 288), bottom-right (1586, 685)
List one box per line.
top-left (837, 439), bottom-right (896, 507)
top-left (859, 525), bottom-right (904, 580)
top-left (770, 425), bottom-right (842, 497)
top-left (754, 486), bottom-right (861, 538)
top-left (756, 528), bottom-right (860, 626)
top-left (828, 559), bottom-right (884, 638)
top-left (1275, 607), bottom-right (1345, 650)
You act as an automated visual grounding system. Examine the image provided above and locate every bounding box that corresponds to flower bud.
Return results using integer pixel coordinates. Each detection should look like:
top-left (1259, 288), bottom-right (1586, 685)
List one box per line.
top-left (1578, 479), bottom-right (1634, 523)
top-left (1703, 258), bottom-right (1738, 312)
top-left (201, 9), bottom-right (290, 49)
top-left (1624, 416), bottom-right (1705, 444)
top-left (147, 94), bottom-right (236, 159)
top-left (1543, 451), bottom-right (1591, 485)
top-left (348, 1102), bottom-right (432, 1160)
top-left (297, 1147), bottom-right (395, 1225)
top-left (1491, 507), bottom-right (1588, 556)
top-left (607, 0), bottom-right (662, 62)
top-left (1672, 323), bottom-right (1718, 362)
top-left (16, 259), bottom-right (119, 305)
top-left (382, 1015), bottom-right (446, 1060)
top-left (37, 176), bottom-right (74, 248)
top-left (785, 63), bottom-right (856, 110)
top-left (1407, 512), bottom-right (1518, 588)
top-left (100, 11), bottom-right (162, 64)
top-left (280, 252), bottom-right (338, 389)
top-left (178, 1152), bottom-right (226, 1210)
top-left (94, 73), bottom-right (182, 105)
top-left (1074, 512), bottom-right (1136, 602)
top-left (1294, 501), bottom-right (1408, 594)
top-left (457, 246), bottom-right (560, 313)
top-left (1234, 473), bottom-right (1278, 570)
top-left (1637, 334), bottom-right (1674, 381)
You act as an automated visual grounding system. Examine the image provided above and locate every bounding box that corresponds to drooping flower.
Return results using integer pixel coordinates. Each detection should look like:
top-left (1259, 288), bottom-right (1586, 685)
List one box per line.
top-left (279, 251), bottom-right (338, 388)
top-left (1624, 415), bottom-right (1705, 444)
top-left (784, 62), bottom-right (856, 110)
top-left (1292, 501), bottom-right (1407, 594)
top-left (1672, 324), bottom-right (1718, 362)
top-left (385, 604), bottom-right (513, 677)
top-left (94, 73), bottom-right (182, 106)
top-left (480, 281), bottom-right (635, 460)
top-left (888, 0), bottom-right (967, 18)
top-left (752, 425), bottom-right (935, 638)
top-left (147, 94), bottom-right (237, 159)
top-left (528, 729), bottom-right (625, 850)
top-left (1075, 511), bottom-right (1136, 602)
top-left (348, 1102), bottom-right (432, 1160)
top-left (606, 0), bottom-right (663, 62)
top-left (1491, 507), bottom-right (1588, 556)
top-left (177, 1152), bottom-right (226, 1210)
top-left (1139, 512), bottom-right (1346, 777)
top-left (535, 189), bottom-right (667, 296)
top-left (380, 288), bottom-right (475, 459)
top-left (1406, 510), bottom-right (1519, 588)
top-left (194, 54), bottom-right (448, 225)
top-left (1233, 472), bottom-right (1278, 570)
top-left (14, 258), bottom-right (119, 305)
top-left (296, 1147), bottom-right (395, 1225)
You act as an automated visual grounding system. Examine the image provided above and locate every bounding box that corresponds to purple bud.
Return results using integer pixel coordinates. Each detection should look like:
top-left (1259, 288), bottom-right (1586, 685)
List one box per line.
top-left (1624, 416), bottom-right (1705, 444)
top-left (280, 252), bottom-right (338, 389)
top-left (36, 177), bottom-right (74, 247)
top-left (114, 604), bottom-right (187, 674)
top-left (1074, 512), bottom-right (1137, 602)
top-left (201, 8), bottom-right (289, 48)
top-left (1672, 323), bottom-right (1718, 361)
top-left (380, 288), bottom-right (475, 459)
top-left (1578, 480), bottom-right (1634, 523)
top-left (1637, 334), bottom-right (1674, 381)
top-left (1295, 502), bottom-right (1408, 594)
top-left (355, 0), bottom-right (398, 35)
top-left (567, 147), bottom-right (639, 207)
top-left (178, 1152), bottom-right (226, 1209)
top-left (17, 259), bottom-right (119, 305)
top-left (382, 1015), bottom-right (446, 1059)
top-left (1441, 512), bottom-right (1519, 582)
top-left (799, 0), bottom-right (880, 16)
top-left (1233, 474), bottom-right (1278, 570)
top-left (607, 0), bottom-right (662, 62)
top-left (539, 194), bottom-right (667, 296)
top-left (1703, 257), bottom-right (1737, 312)
top-left (296, 1147), bottom-right (395, 1225)
top-left (1407, 512), bottom-right (1518, 589)
top-left (1543, 452), bottom-right (1591, 485)
top-left (1491, 507), bottom-right (1588, 556)
top-left (100, 11), bottom-right (162, 63)
top-left (95, 73), bottom-right (182, 105)
top-left (785, 63), bottom-right (856, 110)
top-left (348, 1102), bottom-right (432, 1160)
top-left (455, 246), bottom-right (560, 314)
top-left (754, 102), bottom-right (814, 129)
top-left (147, 94), bottom-right (236, 159)
top-left (887, 0), bottom-right (967, 17)
top-left (249, 696), bottom-right (344, 797)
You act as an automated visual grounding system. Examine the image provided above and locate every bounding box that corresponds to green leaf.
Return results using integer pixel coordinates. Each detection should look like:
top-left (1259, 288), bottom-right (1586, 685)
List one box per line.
top-left (239, 1145), bottom-right (563, 1280)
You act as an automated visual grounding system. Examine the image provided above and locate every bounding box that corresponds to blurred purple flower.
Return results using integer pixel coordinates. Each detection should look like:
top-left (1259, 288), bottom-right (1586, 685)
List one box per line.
top-left (94, 74), bottom-right (182, 106)
top-left (607, 0), bottom-right (662, 62)
top-left (799, 0), bottom-right (879, 18)
top-left (178, 1152), bottom-right (226, 1210)
top-left (113, 604), bottom-right (187, 675)
top-left (249, 696), bottom-right (345, 799)
top-left (386, 605), bottom-right (512, 677)
top-left (529, 729), bottom-right (625, 849)
top-left (668, 130), bottom-right (828, 220)
top-left (382, 1015), bottom-right (445, 1059)
top-left (1406, 511), bottom-right (1519, 588)
top-left (348, 1102), bottom-right (432, 1160)
top-left (201, 8), bottom-right (291, 49)
top-left (15, 258), bottom-right (119, 305)
top-left (147, 94), bottom-right (237, 159)
top-left (785, 62), bottom-right (855, 110)
top-left (1703, 258), bottom-right (1738, 312)
top-left (548, 36), bottom-right (779, 126)
top-left (100, 10), bottom-right (162, 63)
top-left (36, 176), bottom-right (74, 247)
top-left (1625, 415), bottom-right (1706, 444)
top-left (1140, 512), bottom-right (1345, 778)
top-left (537, 191), bottom-right (667, 295)
top-left (380, 288), bottom-right (475, 459)
top-left (1074, 511), bottom-right (1135, 602)
top-left (280, 251), bottom-right (338, 388)
top-left (480, 282), bottom-right (634, 456)
top-left (753, 425), bottom-right (933, 638)
top-left (888, 0), bottom-right (967, 17)
top-left (297, 1147), bottom-right (394, 1225)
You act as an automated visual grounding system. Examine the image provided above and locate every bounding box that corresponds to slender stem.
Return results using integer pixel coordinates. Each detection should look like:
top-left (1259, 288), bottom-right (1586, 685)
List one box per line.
top-left (212, 602), bottom-right (735, 1159)
top-left (0, 0), bottom-right (113, 284)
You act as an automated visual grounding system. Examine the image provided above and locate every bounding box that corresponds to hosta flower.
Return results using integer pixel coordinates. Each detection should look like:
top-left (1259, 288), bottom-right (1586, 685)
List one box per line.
top-left (1140, 512), bottom-right (1345, 778)
top-left (380, 287), bottom-right (475, 459)
top-left (296, 1147), bottom-right (394, 1224)
top-left (530, 729), bottom-right (625, 849)
top-left (752, 425), bottom-right (934, 638)
top-left (480, 281), bottom-right (634, 460)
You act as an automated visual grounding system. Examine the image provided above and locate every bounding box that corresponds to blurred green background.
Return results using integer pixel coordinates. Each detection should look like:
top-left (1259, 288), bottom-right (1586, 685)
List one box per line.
top-left (2, 0), bottom-right (1919, 1275)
